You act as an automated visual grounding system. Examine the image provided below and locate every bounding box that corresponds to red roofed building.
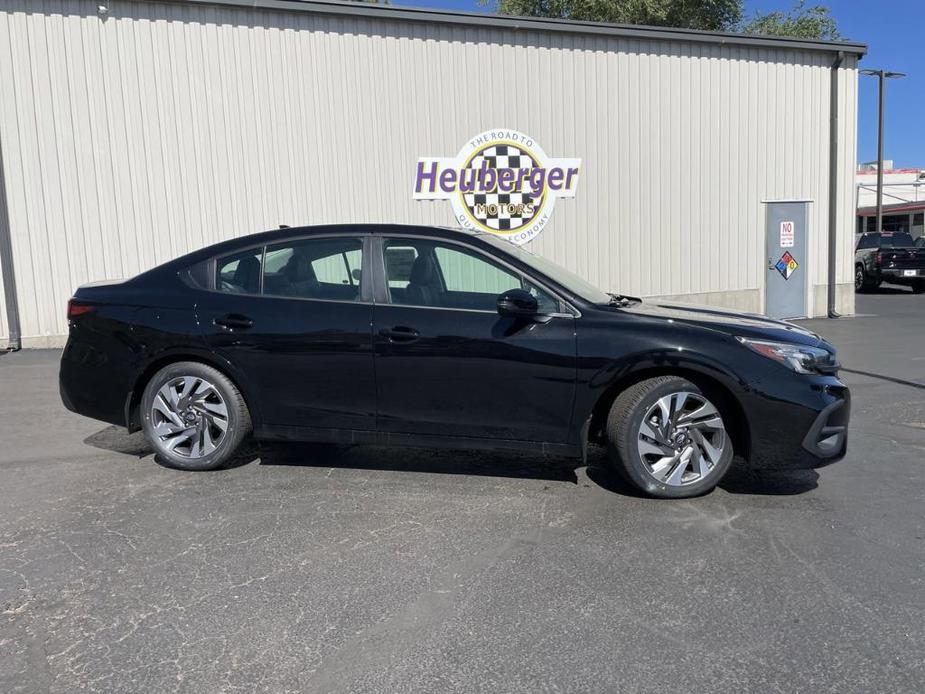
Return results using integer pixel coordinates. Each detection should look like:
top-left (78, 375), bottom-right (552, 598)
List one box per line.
top-left (856, 164), bottom-right (925, 238)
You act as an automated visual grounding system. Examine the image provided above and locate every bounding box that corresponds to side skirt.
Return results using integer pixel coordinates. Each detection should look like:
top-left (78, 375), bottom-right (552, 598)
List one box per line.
top-left (255, 425), bottom-right (581, 458)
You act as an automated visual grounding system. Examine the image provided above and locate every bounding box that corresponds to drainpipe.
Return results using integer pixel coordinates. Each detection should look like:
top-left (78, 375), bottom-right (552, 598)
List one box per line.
top-left (0, 134), bottom-right (21, 351)
top-left (827, 51), bottom-right (845, 318)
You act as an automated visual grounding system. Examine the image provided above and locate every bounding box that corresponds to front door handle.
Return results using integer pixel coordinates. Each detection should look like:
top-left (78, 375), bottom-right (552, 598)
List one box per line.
top-left (379, 326), bottom-right (420, 342)
top-left (214, 313), bottom-right (254, 330)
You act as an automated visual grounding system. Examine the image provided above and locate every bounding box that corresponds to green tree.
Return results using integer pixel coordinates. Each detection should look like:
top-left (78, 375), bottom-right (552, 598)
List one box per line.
top-left (487, 0), bottom-right (842, 40)
top-left (487, 0), bottom-right (743, 31)
top-left (741, 2), bottom-right (841, 40)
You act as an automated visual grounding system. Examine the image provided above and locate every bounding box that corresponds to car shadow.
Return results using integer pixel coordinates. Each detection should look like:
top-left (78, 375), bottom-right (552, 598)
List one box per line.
top-left (83, 426), bottom-right (152, 457)
top-left (585, 457), bottom-right (819, 497)
top-left (83, 427), bottom-right (820, 497)
top-left (863, 284), bottom-right (914, 295)
top-left (716, 465), bottom-right (819, 496)
top-left (250, 441), bottom-right (582, 484)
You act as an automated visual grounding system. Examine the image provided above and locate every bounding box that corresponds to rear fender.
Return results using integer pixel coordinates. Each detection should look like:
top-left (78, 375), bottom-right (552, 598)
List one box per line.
top-left (125, 345), bottom-right (262, 432)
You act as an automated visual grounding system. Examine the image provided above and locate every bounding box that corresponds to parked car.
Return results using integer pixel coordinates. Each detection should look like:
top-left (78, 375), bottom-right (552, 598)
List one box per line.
top-left (855, 231), bottom-right (925, 293)
top-left (60, 225), bottom-right (849, 499)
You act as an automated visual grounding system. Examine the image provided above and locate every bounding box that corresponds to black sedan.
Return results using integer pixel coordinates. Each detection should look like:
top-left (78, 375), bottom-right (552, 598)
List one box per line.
top-left (60, 225), bottom-right (850, 498)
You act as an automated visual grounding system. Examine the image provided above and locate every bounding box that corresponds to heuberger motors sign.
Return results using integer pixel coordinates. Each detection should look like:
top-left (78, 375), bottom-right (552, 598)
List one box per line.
top-left (412, 129), bottom-right (581, 245)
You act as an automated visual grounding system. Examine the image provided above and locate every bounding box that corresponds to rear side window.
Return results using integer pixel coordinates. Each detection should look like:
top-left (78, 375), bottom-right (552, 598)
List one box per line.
top-left (216, 249), bottom-right (262, 294)
top-left (262, 237), bottom-right (363, 301)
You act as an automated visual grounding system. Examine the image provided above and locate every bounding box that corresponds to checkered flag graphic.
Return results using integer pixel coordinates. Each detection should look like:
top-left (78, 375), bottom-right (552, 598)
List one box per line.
top-left (463, 144), bottom-right (542, 231)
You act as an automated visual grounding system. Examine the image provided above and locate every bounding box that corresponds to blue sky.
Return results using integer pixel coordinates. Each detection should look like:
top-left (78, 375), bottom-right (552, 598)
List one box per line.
top-left (395, 0), bottom-right (924, 168)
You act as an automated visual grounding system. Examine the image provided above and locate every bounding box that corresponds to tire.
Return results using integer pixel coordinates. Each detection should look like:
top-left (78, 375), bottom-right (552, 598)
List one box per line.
top-left (141, 361), bottom-right (251, 471)
top-left (855, 264), bottom-right (876, 292)
top-left (605, 376), bottom-right (735, 499)
top-left (911, 281), bottom-right (925, 295)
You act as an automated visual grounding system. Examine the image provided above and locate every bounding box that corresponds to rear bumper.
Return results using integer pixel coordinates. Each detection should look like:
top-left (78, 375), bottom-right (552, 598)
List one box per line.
top-left (59, 339), bottom-right (131, 427)
top-left (880, 268), bottom-right (924, 282)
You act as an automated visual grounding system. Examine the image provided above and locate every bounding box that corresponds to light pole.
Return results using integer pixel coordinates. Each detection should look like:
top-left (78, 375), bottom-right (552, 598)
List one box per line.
top-left (860, 69), bottom-right (905, 233)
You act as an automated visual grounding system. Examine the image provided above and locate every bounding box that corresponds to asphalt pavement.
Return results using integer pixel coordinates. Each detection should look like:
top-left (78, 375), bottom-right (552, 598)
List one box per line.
top-left (1, 289), bottom-right (923, 693)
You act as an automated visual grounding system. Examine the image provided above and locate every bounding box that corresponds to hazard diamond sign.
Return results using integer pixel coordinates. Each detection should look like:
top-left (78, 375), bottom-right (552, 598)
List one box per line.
top-left (775, 251), bottom-right (799, 280)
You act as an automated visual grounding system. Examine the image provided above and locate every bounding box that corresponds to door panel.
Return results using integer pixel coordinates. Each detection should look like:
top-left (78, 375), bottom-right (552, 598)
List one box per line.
top-left (197, 236), bottom-right (375, 430)
top-left (373, 237), bottom-right (577, 442)
top-left (374, 305), bottom-right (576, 441)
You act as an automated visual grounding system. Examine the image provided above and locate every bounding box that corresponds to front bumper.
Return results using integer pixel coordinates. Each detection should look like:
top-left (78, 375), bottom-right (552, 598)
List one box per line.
top-left (744, 376), bottom-right (850, 470)
top-left (800, 396), bottom-right (849, 463)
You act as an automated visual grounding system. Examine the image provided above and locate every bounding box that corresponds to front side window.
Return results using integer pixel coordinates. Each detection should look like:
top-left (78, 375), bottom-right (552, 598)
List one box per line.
top-left (383, 239), bottom-right (559, 312)
top-left (479, 235), bottom-right (612, 305)
top-left (263, 237), bottom-right (363, 301)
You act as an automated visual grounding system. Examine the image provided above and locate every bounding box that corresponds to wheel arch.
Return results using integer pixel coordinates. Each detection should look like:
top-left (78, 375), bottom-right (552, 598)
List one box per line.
top-left (586, 365), bottom-right (751, 462)
top-left (125, 349), bottom-right (258, 432)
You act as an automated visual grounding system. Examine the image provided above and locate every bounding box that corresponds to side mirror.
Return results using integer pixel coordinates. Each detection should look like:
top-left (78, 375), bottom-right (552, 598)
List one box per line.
top-left (497, 288), bottom-right (538, 318)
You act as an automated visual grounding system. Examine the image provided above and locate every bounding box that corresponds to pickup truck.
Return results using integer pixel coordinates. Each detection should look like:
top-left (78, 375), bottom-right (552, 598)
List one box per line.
top-left (855, 232), bottom-right (925, 293)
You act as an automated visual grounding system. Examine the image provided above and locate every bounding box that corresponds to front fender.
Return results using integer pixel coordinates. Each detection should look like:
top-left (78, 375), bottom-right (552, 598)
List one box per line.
top-left (571, 318), bottom-right (754, 449)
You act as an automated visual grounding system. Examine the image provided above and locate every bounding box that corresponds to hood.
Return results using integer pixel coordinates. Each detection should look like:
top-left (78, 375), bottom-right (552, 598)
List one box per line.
top-left (619, 300), bottom-right (824, 348)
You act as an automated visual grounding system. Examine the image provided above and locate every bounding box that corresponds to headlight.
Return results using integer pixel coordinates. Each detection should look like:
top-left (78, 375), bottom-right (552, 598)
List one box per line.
top-left (737, 337), bottom-right (837, 374)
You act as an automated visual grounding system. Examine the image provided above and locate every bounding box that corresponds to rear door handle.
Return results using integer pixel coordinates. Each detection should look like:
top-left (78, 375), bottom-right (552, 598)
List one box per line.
top-left (379, 326), bottom-right (420, 342)
top-left (214, 313), bottom-right (254, 330)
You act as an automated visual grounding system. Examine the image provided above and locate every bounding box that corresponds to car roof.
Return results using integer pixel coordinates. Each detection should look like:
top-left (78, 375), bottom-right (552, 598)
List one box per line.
top-left (140, 224), bottom-right (502, 279)
top-left (212, 223), bottom-right (488, 252)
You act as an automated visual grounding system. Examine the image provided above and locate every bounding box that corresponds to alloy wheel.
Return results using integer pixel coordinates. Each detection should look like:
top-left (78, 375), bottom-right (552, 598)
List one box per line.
top-left (150, 376), bottom-right (229, 459)
top-left (636, 391), bottom-right (728, 487)
top-left (855, 266), bottom-right (864, 290)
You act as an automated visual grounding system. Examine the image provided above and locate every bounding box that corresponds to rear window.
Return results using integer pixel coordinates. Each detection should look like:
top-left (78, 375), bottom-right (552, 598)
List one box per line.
top-left (857, 232), bottom-right (916, 250)
top-left (879, 232), bottom-right (915, 248)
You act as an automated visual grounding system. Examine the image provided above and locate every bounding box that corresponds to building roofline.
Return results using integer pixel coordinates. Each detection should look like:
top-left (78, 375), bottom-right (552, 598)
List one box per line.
top-left (152, 0), bottom-right (868, 56)
top-left (857, 201), bottom-right (925, 215)
top-left (857, 168), bottom-right (925, 176)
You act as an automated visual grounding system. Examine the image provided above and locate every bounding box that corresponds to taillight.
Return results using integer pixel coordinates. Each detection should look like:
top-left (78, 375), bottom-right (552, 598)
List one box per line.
top-left (67, 300), bottom-right (96, 319)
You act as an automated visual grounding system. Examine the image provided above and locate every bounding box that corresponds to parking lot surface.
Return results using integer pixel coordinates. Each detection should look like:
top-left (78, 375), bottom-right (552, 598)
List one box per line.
top-left (1, 290), bottom-right (923, 693)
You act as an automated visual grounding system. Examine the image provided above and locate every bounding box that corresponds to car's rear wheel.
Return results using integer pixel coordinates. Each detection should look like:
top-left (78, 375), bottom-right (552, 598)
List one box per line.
top-left (855, 264), bottom-right (877, 292)
top-left (141, 361), bottom-right (251, 471)
top-left (911, 281), bottom-right (925, 294)
top-left (605, 376), bottom-right (734, 498)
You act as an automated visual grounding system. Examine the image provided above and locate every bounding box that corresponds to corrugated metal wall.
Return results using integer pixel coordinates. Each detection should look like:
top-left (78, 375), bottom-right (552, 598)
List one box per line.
top-left (0, 0), bottom-right (859, 345)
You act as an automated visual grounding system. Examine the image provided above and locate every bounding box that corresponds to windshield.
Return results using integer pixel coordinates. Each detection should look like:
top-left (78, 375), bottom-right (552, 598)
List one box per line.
top-left (480, 235), bottom-right (612, 304)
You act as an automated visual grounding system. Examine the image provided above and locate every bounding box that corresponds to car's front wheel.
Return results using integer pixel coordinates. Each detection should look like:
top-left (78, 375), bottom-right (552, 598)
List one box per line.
top-left (605, 376), bottom-right (734, 498)
top-left (141, 361), bottom-right (251, 471)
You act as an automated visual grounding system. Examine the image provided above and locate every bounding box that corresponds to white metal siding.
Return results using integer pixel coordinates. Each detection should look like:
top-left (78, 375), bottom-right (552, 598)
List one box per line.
top-left (0, 0), bottom-right (859, 343)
